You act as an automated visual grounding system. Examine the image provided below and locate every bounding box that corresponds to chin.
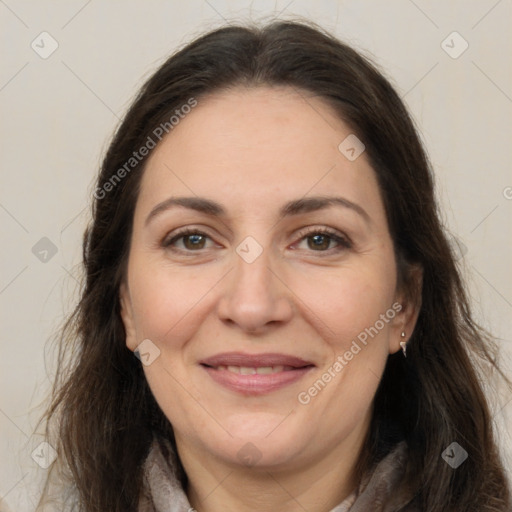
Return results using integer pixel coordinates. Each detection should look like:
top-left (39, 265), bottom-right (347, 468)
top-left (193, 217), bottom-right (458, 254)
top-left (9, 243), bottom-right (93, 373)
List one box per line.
top-left (201, 413), bottom-right (312, 469)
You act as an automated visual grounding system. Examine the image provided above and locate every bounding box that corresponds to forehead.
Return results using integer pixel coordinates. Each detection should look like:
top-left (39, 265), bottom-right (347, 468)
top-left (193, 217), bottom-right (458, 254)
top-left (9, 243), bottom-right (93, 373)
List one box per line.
top-left (136, 86), bottom-right (384, 222)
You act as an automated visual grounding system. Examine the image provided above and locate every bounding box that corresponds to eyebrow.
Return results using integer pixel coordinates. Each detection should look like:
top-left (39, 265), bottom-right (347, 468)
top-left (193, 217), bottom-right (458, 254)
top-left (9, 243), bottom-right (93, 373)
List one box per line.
top-left (145, 195), bottom-right (371, 226)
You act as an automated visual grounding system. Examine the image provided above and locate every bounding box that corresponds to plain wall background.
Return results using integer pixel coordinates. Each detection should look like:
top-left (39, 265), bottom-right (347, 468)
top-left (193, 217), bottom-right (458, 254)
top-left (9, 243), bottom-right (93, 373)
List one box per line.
top-left (1, 1), bottom-right (511, 510)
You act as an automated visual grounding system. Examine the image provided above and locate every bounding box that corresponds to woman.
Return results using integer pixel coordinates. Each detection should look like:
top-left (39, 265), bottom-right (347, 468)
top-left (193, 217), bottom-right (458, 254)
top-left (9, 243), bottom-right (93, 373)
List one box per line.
top-left (38, 20), bottom-right (511, 511)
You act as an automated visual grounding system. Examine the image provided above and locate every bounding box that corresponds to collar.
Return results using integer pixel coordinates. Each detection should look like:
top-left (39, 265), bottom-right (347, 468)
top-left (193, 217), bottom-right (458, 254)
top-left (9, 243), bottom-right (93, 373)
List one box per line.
top-left (138, 438), bottom-right (417, 512)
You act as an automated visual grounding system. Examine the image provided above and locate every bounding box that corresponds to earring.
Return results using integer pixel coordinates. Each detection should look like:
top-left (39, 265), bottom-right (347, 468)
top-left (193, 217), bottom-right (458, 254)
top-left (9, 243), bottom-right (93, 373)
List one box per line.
top-left (400, 332), bottom-right (407, 357)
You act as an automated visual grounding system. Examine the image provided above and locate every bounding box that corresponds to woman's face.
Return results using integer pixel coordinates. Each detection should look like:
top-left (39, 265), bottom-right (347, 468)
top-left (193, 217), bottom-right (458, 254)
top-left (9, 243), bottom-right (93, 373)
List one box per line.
top-left (121, 86), bottom-right (416, 471)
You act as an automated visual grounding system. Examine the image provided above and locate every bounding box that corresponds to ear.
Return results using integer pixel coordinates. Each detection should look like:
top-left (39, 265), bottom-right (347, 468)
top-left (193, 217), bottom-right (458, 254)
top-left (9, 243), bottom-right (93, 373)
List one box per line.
top-left (119, 282), bottom-right (138, 352)
top-left (389, 264), bottom-right (423, 355)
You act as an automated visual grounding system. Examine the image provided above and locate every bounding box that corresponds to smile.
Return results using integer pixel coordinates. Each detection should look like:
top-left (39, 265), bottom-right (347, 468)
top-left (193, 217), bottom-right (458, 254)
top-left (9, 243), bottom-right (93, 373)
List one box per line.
top-left (212, 365), bottom-right (294, 374)
top-left (200, 352), bottom-right (315, 395)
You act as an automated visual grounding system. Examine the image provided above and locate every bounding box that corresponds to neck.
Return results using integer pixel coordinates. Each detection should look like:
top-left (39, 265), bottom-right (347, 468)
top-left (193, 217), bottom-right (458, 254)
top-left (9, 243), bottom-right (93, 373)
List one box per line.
top-left (178, 423), bottom-right (369, 512)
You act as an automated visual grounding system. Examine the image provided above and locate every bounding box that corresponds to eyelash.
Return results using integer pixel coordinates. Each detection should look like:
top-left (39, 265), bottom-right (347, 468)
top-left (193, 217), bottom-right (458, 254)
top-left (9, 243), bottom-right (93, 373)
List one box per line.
top-left (162, 226), bottom-right (352, 255)
top-left (295, 227), bottom-right (352, 253)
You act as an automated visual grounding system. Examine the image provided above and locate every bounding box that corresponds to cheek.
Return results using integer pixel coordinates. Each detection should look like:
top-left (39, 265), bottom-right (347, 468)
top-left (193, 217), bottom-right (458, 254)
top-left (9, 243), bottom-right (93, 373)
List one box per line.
top-left (128, 259), bottom-right (220, 344)
top-left (292, 256), bottom-right (397, 424)
top-left (129, 264), bottom-right (219, 433)
top-left (291, 258), bottom-right (397, 351)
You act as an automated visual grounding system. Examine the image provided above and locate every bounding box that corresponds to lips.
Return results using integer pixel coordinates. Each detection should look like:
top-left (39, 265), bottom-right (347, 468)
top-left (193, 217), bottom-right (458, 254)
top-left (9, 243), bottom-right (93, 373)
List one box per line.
top-left (200, 352), bottom-right (314, 368)
top-left (200, 352), bottom-right (315, 395)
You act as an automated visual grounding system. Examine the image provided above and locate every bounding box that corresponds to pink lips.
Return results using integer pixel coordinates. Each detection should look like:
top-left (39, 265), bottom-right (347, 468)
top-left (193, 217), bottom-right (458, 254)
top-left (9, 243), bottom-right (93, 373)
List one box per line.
top-left (200, 352), bottom-right (315, 396)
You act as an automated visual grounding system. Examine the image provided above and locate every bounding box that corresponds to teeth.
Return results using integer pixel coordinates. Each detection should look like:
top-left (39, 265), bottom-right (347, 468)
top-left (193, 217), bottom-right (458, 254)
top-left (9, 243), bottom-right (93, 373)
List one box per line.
top-left (220, 365), bottom-right (288, 374)
top-left (256, 366), bottom-right (274, 374)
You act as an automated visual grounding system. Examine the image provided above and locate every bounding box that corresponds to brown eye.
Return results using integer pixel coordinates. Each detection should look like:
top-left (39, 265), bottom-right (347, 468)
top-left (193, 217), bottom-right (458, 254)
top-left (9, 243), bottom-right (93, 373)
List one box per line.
top-left (307, 234), bottom-right (333, 251)
top-left (163, 230), bottom-right (213, 251)
top-left (295, 229), bottom-right (351, 253)
top-left (182, 233), bottom-right (206, 250)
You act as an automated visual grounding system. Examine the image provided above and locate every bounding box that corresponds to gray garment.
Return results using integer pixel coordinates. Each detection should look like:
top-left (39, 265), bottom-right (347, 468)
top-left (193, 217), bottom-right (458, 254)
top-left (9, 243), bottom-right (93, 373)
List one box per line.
top-left (138, 439), bottom-right (419, 512)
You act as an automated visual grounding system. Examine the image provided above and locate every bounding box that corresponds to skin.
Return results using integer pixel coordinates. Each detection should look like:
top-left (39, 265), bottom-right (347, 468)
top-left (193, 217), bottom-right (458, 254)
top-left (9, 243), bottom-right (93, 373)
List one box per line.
top-left (120, 86), bottom-right (421, 512)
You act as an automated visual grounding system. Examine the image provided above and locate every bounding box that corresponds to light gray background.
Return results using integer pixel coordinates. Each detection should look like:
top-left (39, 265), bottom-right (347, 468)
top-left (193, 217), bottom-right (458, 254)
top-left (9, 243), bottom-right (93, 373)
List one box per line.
top-left (1, 1), bottom-right (511, 510)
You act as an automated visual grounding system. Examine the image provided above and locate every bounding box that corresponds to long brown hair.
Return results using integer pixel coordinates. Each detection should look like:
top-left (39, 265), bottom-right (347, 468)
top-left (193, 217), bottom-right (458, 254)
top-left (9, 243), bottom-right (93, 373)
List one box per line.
top-left (38, 20), bottom-right (511, 511)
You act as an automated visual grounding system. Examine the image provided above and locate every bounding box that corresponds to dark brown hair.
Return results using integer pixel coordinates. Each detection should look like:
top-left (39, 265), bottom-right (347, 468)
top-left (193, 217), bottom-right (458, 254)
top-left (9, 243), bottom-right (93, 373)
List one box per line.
top-left (38, 20), bottom-right (511, 511)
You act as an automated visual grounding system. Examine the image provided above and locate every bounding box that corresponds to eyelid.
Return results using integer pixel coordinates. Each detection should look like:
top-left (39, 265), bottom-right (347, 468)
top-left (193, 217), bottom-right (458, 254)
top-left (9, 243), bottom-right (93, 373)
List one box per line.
top-left (162, 227), bottom-right (219, 249)
top-left (292, 226), bottom-right (352, 251)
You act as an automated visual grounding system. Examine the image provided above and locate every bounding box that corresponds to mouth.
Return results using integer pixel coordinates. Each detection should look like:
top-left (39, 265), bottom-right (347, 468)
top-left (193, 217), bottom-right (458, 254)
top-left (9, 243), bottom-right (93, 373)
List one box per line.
top-left (199, 352), bottom-right (315, 395)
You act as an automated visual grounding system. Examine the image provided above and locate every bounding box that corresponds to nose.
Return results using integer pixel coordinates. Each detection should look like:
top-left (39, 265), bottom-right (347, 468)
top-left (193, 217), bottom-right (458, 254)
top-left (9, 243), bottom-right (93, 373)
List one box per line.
top-left (216, 246), bottom-right (294, 333)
